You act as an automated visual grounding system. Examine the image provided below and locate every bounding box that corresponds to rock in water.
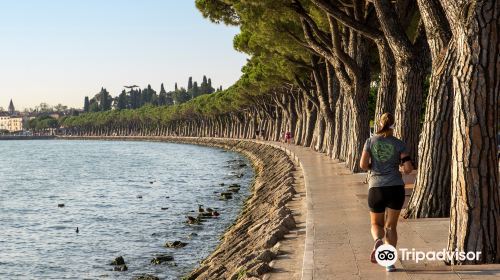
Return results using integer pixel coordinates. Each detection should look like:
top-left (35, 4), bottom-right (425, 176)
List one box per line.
top-left (220, 192), bottom-right (233, 199)
top-left (165, 241), bottom-right (188, 248)
top-left (132, 275), bottom-right (160, 280)
top-left (113, 264), bottom-right (128, 271)
top-left (228, 186), bottom-right (240, 193)
top-left (199, 212), bottom-right (213, 218)
top-left (110, 256), bottom-right (125, 266)
top-left (186, 216), bottom-right (201, 224)
top-left (150, 255), bottom-right (174, 264)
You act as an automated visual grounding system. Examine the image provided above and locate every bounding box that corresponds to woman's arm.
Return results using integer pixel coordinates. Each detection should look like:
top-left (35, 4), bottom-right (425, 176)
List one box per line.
top-left (359, 150), bottom-right (371, 171)
top-left (400, 152), bottom-right (413, 174)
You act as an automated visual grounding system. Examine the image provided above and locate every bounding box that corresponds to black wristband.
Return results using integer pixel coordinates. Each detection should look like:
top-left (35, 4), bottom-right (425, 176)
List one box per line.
top-left (401, 156), bottom-right (411, 164)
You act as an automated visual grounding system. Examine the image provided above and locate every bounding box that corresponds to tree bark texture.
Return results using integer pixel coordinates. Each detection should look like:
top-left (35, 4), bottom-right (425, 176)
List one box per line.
top-left (444, 0), bottom-right (500, 264)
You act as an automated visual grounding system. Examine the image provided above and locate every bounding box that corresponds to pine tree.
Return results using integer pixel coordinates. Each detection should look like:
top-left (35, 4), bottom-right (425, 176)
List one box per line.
top-left (175, 82), bottom-right (178, 91)
top-left (188, 77), bottom-right (193, 90)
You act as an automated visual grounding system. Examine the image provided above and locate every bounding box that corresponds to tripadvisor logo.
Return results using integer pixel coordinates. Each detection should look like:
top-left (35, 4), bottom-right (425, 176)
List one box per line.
top-left (375, 244), bottom-right (397, 266)
top-left (374, 244), bottom-right (482, 266)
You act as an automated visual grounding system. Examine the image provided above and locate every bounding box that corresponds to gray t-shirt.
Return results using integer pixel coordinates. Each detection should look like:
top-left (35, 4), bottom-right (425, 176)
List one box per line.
top-left (363, 135), bottom-right (408, 188)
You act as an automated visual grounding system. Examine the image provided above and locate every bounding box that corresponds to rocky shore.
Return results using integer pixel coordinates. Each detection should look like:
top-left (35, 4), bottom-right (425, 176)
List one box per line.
top-left (60, 136), bottom-right (302, 279)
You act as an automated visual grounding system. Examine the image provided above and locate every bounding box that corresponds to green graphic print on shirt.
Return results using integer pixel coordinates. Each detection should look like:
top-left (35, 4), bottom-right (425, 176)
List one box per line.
top-left (372, 141), bottom-right (394, 162)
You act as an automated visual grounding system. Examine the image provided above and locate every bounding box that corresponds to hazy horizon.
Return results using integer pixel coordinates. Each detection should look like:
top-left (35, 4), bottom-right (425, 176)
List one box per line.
top-left (0, 1), bottom-right (247, 111)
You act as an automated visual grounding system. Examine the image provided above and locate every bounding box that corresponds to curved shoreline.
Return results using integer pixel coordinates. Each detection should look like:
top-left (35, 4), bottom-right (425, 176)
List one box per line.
top-left (59, 136), bottom-right (304, 279)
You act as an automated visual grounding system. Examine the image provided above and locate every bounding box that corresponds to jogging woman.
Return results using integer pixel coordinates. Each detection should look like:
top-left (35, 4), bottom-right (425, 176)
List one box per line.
top-left (359, 112), bottom-right (413, 272)
top-left (285, 131), bottom-right (292, 144)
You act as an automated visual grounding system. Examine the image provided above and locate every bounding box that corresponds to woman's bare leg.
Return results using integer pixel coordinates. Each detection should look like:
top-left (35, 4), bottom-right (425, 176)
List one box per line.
top-left (385, 208), bottom-right (401, 246)
top-left (370, 212), bottom-right (385, 241)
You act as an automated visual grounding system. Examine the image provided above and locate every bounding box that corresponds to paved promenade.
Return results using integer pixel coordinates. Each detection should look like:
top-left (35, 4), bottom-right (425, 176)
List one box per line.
top-left (266, 141), bottom-right (500, 280)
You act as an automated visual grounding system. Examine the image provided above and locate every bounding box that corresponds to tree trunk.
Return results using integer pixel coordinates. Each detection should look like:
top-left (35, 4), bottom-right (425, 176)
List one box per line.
top-left (332, 87), bottom-right (345, 160)
top-left (345, 82), bottom-right (371, 172)
top-left (344, 32), bottom-right (371, 172)
top-left (303, 100), bottom-right (317, 147)
top-left (405, 0), bottom-right (454, 218)
top-left (373, 0), bottom-right (426, 164)
top-left (374, 39), bottom-right (397, 129)
top-left (445, 0), bottom-right (500, 264)
top-left (404, 56), bottom-right (454, 218)
top-left (326, 62), bottom-right (339, 156)
top-left (393, 58), bottom-right (424, 164)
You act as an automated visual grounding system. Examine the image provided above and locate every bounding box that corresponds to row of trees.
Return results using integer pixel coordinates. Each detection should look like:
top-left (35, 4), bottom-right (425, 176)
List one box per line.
top-left (26, 115), bottom-right (59, 131)
top-left (6, 103), bottom-right (80, 116)
top-left (83, 76), bottom-right (220, 112)
top-left (62, 0), bottom-right (499, 264)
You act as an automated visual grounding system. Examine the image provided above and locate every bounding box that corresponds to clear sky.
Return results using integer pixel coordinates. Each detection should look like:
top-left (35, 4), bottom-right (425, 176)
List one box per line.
top-left (0, 0), bottom-right (247, 111)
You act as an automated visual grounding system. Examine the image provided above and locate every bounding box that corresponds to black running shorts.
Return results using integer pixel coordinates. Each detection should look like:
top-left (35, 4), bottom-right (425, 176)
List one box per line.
top-left (368, 185), bottom-right (405, 213)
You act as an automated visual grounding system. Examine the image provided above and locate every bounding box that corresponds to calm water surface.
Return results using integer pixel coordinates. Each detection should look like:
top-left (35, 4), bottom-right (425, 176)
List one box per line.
top-left (0, 140), bottom-right (253, 279)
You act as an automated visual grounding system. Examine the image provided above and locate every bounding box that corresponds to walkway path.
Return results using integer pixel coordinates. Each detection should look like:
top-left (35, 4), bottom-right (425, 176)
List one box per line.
top-left (264, 141), bottom-right (500, 280)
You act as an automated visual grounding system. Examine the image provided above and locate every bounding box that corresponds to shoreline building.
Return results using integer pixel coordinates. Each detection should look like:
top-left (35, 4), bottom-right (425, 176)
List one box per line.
top-left (0, 114), bottom-right (23, 132)
top-left (8, 99), bottom-right (15, 115)
top-left (0, 100), bottom-right (23, 132)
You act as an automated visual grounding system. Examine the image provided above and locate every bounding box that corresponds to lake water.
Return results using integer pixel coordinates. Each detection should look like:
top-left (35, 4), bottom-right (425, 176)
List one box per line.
top-left (0, 140), bottom-right (253, 279)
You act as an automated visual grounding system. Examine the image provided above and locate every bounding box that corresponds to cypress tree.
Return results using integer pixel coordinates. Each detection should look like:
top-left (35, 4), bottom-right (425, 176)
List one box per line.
top-left (100, 88), bottom-right (111, 111)
top-left (130, 89), bottom-right (140, 109)
top-left (192, 81), bottom-right (199, 98)
top-left (117, 90), bottom-right (128, 110)
top-left (83, 96), bottom-right (90, 112)
top-left (89, 100), bottom-right (99, 112)
top-left (158, 83), bottom-right (168, 106)
top-left (142, 84), bottom-right (156, 105)
top-left (166, 90), bottom-right (174, 106)
top-left (201, 75), bottom-right (209, 95)
top-left (188, 77), bottom-right (193, 90)
top-left (208, 78), bottom-right (214, 94)
top-left (138, 89), bottom-right (143, 107)
top-left (174, 88), bottom-right (190, 104)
